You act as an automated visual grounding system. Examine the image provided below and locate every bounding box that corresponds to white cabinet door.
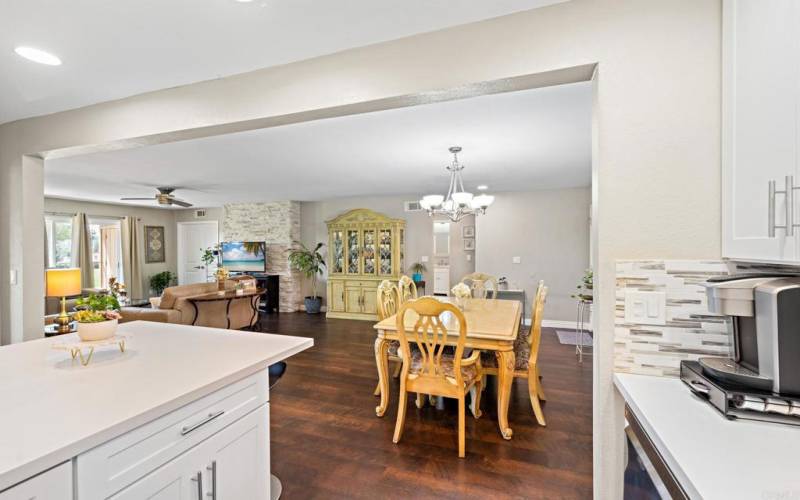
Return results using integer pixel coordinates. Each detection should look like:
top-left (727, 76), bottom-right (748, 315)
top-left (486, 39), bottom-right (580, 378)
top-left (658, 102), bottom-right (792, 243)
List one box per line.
top-left (211, 404), bottom-right (269, 500)
top-left (0, 462), bottom-right (71, 500)
top-left (722, 0), bottom-right (800, 262)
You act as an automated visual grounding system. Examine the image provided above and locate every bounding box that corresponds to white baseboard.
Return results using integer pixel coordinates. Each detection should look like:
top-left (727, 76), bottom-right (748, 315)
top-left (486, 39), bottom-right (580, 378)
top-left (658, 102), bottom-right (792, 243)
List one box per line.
top-left (539, 319), bottom-right (586, 330)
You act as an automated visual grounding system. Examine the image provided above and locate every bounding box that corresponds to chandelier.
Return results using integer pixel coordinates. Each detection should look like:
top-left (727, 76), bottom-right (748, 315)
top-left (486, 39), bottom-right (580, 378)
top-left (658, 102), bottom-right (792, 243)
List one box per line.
top-left (419, 146), bottom-right (494, 222)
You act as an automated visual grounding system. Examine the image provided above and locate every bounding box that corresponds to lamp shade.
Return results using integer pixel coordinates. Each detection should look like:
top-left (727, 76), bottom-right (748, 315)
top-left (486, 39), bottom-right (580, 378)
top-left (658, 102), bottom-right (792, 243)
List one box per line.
top-left (46, 268), bottom-right (81, 297)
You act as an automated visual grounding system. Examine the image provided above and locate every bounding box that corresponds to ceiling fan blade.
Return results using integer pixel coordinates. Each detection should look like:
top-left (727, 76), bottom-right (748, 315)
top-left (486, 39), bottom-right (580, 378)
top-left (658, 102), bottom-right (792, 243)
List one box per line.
top-left (170, 199), bottom-right (193, 208)
top-left (121, 197), bottom-right (156, 201)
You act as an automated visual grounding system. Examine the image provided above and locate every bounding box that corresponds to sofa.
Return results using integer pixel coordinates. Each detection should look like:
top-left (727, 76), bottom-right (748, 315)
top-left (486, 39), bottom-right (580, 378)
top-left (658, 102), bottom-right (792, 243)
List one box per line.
top-left (120, 278), bottom-right (259, 330)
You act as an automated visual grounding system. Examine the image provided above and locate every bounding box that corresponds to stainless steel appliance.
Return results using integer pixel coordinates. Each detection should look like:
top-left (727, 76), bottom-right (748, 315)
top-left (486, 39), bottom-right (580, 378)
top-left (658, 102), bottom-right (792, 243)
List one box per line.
top-left (680, 274), bottom-right (800, 425)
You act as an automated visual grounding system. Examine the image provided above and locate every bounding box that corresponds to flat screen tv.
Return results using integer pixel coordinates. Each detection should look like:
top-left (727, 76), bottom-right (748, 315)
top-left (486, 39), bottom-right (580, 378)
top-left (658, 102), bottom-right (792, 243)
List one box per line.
top-left (221, 241), bottom-right (266, 272)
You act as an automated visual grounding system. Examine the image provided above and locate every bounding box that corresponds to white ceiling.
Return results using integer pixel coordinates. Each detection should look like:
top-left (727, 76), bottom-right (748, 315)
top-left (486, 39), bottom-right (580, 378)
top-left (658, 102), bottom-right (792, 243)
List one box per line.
top-left (1, 0), bottom-right (566, 124)
top-left (45, 81), bottom-right (591, 207)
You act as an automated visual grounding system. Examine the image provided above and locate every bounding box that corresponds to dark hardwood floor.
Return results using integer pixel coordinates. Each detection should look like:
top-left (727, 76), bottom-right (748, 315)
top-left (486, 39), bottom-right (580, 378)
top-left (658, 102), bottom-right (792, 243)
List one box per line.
top-left (258, 312), bottom-right (593, 499)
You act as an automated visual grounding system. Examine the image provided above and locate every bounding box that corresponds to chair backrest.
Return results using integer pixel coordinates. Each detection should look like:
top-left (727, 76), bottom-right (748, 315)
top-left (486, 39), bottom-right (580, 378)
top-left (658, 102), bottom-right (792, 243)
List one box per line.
top-left (398, 275), bottom-right (418, 303)
top-left (376, 279), bottom-right (400, 321)
top-left (461, 272), bottom-right (498, 299)
top-left (528, 281), bottom-right (548, 364)
top-left (396, 297), bottom-right (468, 386)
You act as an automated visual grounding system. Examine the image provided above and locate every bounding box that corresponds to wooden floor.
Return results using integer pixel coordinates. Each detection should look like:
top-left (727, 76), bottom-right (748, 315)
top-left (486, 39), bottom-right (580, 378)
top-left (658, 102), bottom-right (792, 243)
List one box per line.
top-left (258, 312), bottom-right (593, 499)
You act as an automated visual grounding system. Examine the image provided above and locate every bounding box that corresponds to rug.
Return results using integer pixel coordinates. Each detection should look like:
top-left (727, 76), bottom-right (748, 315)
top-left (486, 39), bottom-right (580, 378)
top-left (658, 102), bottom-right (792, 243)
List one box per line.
top-left (556, 329), bottom-right (593, 346)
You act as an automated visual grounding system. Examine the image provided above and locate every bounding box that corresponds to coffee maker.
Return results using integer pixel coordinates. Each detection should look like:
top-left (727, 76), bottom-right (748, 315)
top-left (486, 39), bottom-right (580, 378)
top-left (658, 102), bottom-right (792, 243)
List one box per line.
top-left (680, 274), bottom-right (800, 425)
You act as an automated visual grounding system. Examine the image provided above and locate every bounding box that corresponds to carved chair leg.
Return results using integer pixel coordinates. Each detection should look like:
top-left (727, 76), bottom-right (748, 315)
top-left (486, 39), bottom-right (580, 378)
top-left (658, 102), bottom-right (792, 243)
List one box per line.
top-left (393, 383), bottom-right (409, 444)
top-left (528, 377), bottom-right (546, 426)
top-left (373, 381), bottom-right (381, 397)
top-left (535, 365), bottom-right (546, 401)
top-left (457, 395), bottom-right (466, 458)
top-left (471, 380), bottom-right (483, 419)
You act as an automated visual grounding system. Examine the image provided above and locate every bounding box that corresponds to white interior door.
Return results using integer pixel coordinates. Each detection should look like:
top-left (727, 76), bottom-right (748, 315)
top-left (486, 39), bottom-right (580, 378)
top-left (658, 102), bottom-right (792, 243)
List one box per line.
top-left (178, 221), bottom-right (219, 285)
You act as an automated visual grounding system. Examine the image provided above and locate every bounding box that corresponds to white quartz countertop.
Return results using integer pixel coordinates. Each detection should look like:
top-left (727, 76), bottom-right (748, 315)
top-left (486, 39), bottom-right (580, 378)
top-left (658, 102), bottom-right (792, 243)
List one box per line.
top-left (615, 373), bottom-right (800, 499)
top-left (0, 321), bottom-right (313, 492)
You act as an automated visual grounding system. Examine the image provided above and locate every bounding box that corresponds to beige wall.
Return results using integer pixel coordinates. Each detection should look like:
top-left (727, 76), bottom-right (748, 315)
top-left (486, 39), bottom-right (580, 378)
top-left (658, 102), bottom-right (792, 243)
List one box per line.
top-left (0, 1), bottom-right (723, 495)
top-left (476, 188), bottom-right (591, 323)
top-left (44, 198), bottom-right (179, 295)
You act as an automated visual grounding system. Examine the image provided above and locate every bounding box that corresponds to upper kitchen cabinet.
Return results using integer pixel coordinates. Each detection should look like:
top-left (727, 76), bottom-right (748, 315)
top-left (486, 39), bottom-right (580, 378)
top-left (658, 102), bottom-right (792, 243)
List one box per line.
top-left (722, 0), bottom-right (800, 263)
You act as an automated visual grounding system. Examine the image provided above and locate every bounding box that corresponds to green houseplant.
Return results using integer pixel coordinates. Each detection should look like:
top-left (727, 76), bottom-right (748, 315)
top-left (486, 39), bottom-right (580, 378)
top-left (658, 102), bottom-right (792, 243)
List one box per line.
top-left (150, 271), bottom-right (176, 296)
top-left (288, 242), bottom-right (326, 314)
top-left (74, 293), bottom-right (122, 341)
top-left (571, 269), bottom-right (593, 302)
top-left (409, 262), bottom-right (427, 283)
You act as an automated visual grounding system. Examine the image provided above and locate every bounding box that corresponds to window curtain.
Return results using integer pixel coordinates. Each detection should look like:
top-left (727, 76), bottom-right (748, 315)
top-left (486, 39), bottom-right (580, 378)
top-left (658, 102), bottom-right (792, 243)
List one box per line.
top-left (72, 213), bottom-right (94, 289)
top-left (121, 216), bottom-right (144, 298)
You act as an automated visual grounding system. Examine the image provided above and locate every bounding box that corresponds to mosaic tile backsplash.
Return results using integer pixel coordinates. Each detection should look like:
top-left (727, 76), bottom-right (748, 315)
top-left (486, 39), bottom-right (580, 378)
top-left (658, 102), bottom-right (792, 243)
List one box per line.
top-left (615, 260), bottom-right (732, 377)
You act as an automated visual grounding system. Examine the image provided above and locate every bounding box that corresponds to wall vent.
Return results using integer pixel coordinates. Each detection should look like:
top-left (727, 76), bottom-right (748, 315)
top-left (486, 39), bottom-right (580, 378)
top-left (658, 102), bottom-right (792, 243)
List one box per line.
top-left (194, 209), bottom-right (207, 218)
top-left (404, 201), bottom-right (423, 212)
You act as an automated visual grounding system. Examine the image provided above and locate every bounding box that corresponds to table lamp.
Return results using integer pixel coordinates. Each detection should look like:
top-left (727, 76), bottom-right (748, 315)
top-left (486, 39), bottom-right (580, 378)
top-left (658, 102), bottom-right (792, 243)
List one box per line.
top-left (46, 268), bottom-right (81, 334)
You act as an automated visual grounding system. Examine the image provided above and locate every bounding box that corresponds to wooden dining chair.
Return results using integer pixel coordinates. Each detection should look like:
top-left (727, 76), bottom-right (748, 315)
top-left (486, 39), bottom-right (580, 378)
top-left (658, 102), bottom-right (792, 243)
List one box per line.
top-left (461, 272), bottom-right (498, 299)
top-left (480, 281), bottom-right (548, 426)
top-left (373, 280), bottom-right (403, 396)
top-left (393, 297), bottom-right (483, 458)
top-left (397, 275), bottom-right (418, 303)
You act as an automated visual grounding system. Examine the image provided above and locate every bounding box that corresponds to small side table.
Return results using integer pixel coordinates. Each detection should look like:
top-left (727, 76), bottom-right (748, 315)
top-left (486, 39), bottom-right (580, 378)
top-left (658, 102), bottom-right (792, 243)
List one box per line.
top-left (45, 322), bottom-right (76, 337)
top-left (414, 280), bottom-right (426, 296)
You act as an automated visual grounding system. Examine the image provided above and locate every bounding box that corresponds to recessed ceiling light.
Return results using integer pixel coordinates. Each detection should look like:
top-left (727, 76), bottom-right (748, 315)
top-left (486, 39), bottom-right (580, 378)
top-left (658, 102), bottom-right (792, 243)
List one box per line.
top-left (14, 46), bottom-right (62, 66)
top-left (477, 185), bottom-right (488, 191)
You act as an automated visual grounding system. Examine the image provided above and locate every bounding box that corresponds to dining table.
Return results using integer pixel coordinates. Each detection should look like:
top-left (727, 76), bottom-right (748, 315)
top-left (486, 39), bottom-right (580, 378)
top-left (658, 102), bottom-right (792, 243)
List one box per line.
top-left (373, 297), bottom-right (522, 440)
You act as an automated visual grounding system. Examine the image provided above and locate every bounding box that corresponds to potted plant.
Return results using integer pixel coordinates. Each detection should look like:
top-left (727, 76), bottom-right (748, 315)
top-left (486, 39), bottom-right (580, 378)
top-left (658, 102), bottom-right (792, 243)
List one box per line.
top-left (149, 271), bottom-right (175, 296)
top-left (74, 294), bottom-right (122, 341)
top-left (571, 269), bottom-right (593, 302)
top-left (409, 262), bottom-right (427, 283)
top-left (289, 242), bottom-right (326, 314)
top-left (200, 245), bottom-right (219, 281)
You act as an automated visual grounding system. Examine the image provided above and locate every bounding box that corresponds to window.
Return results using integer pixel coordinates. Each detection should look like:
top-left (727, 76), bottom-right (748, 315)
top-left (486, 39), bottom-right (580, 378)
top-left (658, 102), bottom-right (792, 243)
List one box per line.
top-left (45, 215), bottom-right (73, 269)
top-left (88, 218), bottom-right (123, 289)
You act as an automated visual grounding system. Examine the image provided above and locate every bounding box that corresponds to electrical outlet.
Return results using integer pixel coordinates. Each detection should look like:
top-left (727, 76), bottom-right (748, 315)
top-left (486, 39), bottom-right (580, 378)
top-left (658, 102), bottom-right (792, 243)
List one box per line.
top-left (624, 290), bottom-right (666, 326)
top-left (421, 256), bottom-right (429, 263)
top-left (512, 256), bottom-right (521, 264)
top-left (466, 254), bottom-right (472, 261)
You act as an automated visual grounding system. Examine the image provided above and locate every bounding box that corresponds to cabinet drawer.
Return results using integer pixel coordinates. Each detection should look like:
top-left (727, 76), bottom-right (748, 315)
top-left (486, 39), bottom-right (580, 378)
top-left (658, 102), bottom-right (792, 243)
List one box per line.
top-left (345, 280), bottom-right (378, 288)
top-left (78, 370), bottom-right (268, 499)
top-left (0, 462), bottom-right (71, 500)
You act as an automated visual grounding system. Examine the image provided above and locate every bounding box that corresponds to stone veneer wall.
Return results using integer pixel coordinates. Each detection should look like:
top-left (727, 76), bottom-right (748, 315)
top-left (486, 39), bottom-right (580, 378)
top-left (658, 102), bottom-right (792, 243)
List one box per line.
top-left (615, 260), bottom-right (732, 377)
top-left (222, 201), bottom-right (302, 312)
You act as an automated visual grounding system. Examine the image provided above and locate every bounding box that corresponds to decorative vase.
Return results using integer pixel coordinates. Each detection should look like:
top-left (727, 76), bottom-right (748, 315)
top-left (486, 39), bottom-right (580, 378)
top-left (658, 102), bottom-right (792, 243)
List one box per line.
top-left (76, 319), bottom-right (118, 342)
top-left (217, 278), bottom-right (226, 292)
top-left (412, 273), bottom-right (423, 282)
top-left (304, 296), bottom-right (322, 314)
top-left (455, 296), bottom-right (468, 310)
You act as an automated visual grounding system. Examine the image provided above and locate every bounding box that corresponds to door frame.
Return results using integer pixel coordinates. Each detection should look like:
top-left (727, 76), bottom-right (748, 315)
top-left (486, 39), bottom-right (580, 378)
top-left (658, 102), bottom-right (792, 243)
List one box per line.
top-left (177, 220), bottom-right (219, 285)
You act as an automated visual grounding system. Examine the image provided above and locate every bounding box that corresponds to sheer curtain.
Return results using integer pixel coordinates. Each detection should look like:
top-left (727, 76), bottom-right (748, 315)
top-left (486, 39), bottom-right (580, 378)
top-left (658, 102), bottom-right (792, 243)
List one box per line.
top-left (72, 213), bottom-right (94, 289)
top-left (121, 216), bottom-right (144, 298)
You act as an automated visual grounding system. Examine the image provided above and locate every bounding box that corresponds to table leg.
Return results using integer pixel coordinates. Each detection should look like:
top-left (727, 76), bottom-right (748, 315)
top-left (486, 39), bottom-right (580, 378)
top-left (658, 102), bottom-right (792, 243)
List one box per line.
top-left (249, 295), bottom-right (259, 331)
top-left (496, 350), bottom-right (515, 440)
top-left (225, 298), bottom-right (232, 330)
top-left (374, 337), bottom-right (391, 417)
top-left (191, 301), bottom-right (199, 326)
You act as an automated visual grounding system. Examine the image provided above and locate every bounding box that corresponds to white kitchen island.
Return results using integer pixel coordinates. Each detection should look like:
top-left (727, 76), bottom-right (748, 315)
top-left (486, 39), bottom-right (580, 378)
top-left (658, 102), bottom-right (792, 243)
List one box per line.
top-left (0, 321), bottom-right (313, 499)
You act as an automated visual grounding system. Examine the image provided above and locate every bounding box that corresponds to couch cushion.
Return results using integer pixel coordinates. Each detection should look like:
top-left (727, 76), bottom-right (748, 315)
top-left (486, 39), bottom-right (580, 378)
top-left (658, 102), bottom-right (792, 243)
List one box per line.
top-left (159, 282), bottom-right (217, 310)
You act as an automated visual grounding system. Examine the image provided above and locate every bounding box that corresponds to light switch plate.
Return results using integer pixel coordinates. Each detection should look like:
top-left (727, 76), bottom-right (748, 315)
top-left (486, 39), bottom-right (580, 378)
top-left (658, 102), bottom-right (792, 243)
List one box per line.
top-left (624, 290), bottom-right (666, 326)
top-left (9, 269), bottom-right (17, 285)
top-left (421, 256), bottom-right (429, 263)
top-left (512, 256), bottom-right (521, 264)
top-left (466, 254), bottom-right (471, 261)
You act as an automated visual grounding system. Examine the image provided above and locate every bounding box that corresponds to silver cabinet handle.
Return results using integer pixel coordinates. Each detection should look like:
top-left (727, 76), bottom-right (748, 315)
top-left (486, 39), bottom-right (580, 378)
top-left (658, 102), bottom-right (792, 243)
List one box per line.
top-left (788, 175), bottom-right (795, 237)
top-left (181, 410), bottom-right (225, 436)
top-left (191, 471), bottom-right (203, 499)
top-left (768, 176), bottom-right (797, 237)
top-left (769, 179), bottom-right (777, 237)
top-left (206, 461), bottom-right (217, 499)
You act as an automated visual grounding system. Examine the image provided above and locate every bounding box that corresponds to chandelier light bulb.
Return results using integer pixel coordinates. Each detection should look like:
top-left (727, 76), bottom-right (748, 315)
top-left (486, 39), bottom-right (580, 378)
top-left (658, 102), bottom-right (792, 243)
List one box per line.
top-left (472, 194), bottom-right (495, 209)
top-left (451, 192), bottom-right (474, 207)
top-left (421, 195), bottom-right (444, 209)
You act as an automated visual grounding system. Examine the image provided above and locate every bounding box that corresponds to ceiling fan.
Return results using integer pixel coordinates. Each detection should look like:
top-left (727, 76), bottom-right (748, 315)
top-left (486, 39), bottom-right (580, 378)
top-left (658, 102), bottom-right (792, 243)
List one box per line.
top-left (121, 187), bottom-right (193, 208)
